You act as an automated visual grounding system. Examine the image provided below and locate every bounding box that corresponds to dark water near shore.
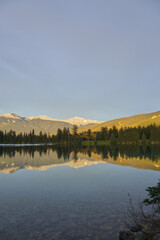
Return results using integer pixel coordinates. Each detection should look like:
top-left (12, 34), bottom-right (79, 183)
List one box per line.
top-left (0, 145), bottom-right (159, 240)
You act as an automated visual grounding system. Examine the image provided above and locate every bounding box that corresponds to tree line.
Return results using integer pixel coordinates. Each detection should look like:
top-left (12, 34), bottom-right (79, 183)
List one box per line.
top-left (0, 130), bottom-right (52, 144)
top-left (0, 124), bottom-right (160, 144)
top-left (55, 124), bottom-right (160, 145)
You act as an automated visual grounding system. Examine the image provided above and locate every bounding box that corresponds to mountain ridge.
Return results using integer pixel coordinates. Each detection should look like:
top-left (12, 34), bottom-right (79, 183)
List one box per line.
top-left (1, 111), bottom-right (160, 134)
top-left (79, 110), bottom-right (160, 132)
top-left (26, 115), bottom-right (103, 126)
top-left (0, 113), bottom-right (103, 134)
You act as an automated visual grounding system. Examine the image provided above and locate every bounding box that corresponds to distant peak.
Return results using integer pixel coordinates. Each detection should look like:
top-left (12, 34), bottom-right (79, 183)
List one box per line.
top-left (26, 115), bottom-right (57, 121)
top-left (72, 117), bottom-right (85, 119)
top-left (0, 113), bottom-right (21, 119)
top-left (0, 113), bottom-right (104, 127)
top-left (64, 117), bottom-right (104, 126)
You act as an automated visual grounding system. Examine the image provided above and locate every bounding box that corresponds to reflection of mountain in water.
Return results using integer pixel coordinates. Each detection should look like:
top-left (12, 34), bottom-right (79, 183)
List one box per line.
top-left (0, 145), bottom-right (160, 173)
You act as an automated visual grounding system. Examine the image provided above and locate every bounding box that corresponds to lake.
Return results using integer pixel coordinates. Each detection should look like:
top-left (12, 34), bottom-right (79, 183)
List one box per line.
top-left (0, 145), bottom-right (159, 240)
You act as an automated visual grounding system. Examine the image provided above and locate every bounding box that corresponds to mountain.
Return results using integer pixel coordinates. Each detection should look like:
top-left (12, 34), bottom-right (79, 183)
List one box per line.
top-left (26, 115), bottom-right (58, 121)
top-left (1, 111), bottom-right (160, 134)
top-left (79, 111), bottom-right (160, 132)
top-left (0, 113), bottom-right (102, 134)
top-left (0, 113), bottom-right (22, 119)
top-left (26, 115), bottom-right (103, 126)
top-left (0, 113), bottom-right (32, 133)
top-left (63, 117), bottom-right (103, 126)
top-left (0, 113), bottom-right (72, 134)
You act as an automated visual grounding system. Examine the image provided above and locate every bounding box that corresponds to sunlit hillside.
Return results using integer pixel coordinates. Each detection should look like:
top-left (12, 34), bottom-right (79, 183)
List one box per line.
top-left (79, 111), bottom-right (160, 132)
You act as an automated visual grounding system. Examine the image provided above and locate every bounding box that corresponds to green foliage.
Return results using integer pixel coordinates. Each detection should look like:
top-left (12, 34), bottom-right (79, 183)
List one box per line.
top-left (110, 133), bottom-right (117, 145)
top-left (82, 140), bottom-right (110, 146)
top-left (143, 179), bottom-right (160, 213)
top-left (1, 124), bottom-right (160, 145)
top-left (100, 127), bottom-right (108, 140)
top-left (72, 125), bottom-right (78, 137)
top-left (56, 128), bottom-right (62, 142)
top-left (87, 129), bottom-right (92, 140)
top-left (118, 128), bottom-right (125, 143)
top-left (141, 133), bottom-right (147, 145)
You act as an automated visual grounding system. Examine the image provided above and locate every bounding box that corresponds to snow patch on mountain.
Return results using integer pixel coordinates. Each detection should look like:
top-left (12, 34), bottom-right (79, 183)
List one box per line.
top-left (63, 117), bottom-right (103, 126)
top-left (0, 113), bottom-right (21, 119)
top-left (0, 113), bottom-right (103, 127)
top-left (26, 115), bottom-right (58, 121)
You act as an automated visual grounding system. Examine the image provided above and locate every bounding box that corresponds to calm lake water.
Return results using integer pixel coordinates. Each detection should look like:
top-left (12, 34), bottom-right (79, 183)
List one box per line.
top-left (0, 145), bottom-right (159, 240)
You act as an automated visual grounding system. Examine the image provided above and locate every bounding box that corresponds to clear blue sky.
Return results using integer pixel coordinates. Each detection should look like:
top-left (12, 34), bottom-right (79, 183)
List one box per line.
top-left (0, 0), bottom-right (160, 121)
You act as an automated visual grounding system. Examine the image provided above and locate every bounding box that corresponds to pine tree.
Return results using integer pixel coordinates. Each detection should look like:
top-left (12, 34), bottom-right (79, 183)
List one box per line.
top-left (87, 129), bottom-right (92, 140)
top-left (72, 125), bottom-right (78, 140)
top-left (57, 128), bottom-right (62, 142)
top-left (118, 128), bottom-right (125, 143)
top-left (110, 133), bottom-right (117, 145)
top-left (141, 133), bottom-right (147, 145)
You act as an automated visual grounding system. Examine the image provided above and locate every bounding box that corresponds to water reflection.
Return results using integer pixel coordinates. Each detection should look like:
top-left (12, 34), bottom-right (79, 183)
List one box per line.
top-left (0, 144), bottom-right (160, 173)
top-left (0, 145), bottom-right (160, 240)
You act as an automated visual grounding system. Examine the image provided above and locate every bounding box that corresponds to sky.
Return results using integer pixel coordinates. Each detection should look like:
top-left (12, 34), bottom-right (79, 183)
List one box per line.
top-left (0, 0), bottom-right (160, 121)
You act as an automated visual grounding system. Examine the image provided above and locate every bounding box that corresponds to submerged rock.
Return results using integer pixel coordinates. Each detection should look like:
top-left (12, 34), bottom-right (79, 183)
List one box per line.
top-left (134, 231), bottom-right (145, 240)
top-left (119, 229), bottom-right (135, 240)
top-left (153, 234), bottom-right (160, 240)
top-left (119, 229), bottom-right (146, 240)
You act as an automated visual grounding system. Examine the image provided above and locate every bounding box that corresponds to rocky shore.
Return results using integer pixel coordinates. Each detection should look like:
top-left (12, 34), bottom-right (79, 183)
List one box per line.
top-left (119, 229), bottom-right (160, 240)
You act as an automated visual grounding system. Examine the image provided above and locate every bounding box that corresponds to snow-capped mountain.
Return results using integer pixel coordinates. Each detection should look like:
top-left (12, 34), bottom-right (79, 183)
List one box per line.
top-left (0, 113), bottom-right (22, 120)
top-left (26, 115), bottom-right (58, 121)
top-left (0, 113), bottom-right (103, 134)
top-left (26, 115), bottom-right (103, 126)
top-left (63, 117), bottom-right (103, 126)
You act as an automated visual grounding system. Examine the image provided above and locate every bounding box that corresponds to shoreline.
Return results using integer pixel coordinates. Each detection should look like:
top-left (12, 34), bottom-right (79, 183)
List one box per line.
top-left (0, 143), bottom-right (55, 147)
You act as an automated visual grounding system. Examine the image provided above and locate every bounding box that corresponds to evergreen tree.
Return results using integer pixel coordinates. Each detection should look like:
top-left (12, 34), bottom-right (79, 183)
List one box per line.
top-left (72, 125), bottom-right (78, 140)
top-left (110, 133), bottom-right (117, 145)
top-left (100, 127), bottom-right (108, 140)
top-left (56, 128), bottom-right (62, 142)
top-left (118, 128), bottom-right (125, 143)
top-left (87, 129), bottom-right (92, 140)
top-left (0, 131), bottom-right (3, 143)
top-left (141, 132), bottom-right (147, 145)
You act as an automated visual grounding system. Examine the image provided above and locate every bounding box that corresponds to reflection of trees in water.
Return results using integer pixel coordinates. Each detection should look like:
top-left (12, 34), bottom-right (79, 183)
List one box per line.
top-left (118, 145), bottom-right (160, 162)
top-left (73, 150), bottom-right (78, 162)
top-left (0, 144), bottom-right (160, 162)
top-left (56, 145), bottom-right (72, 160)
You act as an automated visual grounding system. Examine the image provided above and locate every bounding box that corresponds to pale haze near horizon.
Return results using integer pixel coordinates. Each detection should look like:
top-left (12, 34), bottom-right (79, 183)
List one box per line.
top-left (0, 0), bottom-right (160, 121)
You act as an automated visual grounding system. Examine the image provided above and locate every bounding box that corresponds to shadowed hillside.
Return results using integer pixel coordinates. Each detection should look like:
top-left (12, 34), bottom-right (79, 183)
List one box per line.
top-left (0, 113), bottom-right (102, 134)
top-left (0, 114), bottom-right (72, 134)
